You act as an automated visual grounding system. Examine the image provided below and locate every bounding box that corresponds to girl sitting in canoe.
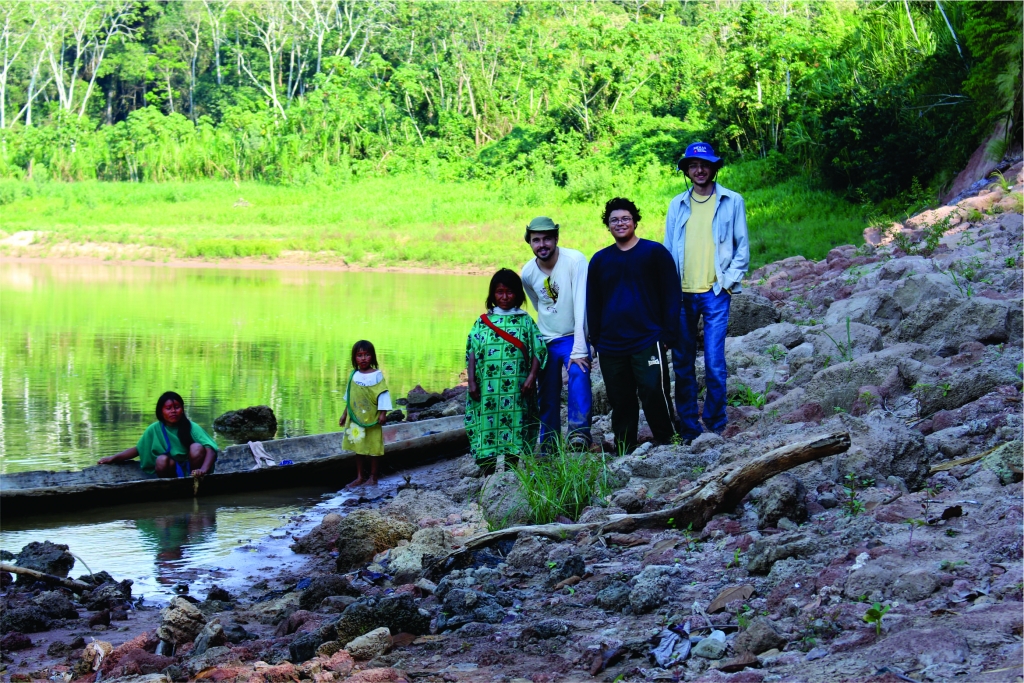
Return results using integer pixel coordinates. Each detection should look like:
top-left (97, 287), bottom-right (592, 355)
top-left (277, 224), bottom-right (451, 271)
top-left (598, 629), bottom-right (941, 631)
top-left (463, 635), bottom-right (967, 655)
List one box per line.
top-left (97, 391), bottom-right (218, 478)
top-left (465, 269), bottom-right (547, 470)
top-left (340, 340), bottom-right (392, 488)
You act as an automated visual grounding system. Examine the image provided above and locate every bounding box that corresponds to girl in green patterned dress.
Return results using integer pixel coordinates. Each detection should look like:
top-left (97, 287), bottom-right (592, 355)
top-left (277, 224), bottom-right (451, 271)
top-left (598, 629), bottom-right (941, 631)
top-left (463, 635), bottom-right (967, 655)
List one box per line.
top-left (465, 269), bottom-right (548, 468)
top-left (340, 340), bottom-right (392, 487)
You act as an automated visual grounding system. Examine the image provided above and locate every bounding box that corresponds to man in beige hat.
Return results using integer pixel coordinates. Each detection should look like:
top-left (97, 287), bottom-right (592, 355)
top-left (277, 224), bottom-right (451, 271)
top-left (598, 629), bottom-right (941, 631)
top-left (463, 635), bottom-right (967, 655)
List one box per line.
top-left (521, 216), bottom-right (592, 450)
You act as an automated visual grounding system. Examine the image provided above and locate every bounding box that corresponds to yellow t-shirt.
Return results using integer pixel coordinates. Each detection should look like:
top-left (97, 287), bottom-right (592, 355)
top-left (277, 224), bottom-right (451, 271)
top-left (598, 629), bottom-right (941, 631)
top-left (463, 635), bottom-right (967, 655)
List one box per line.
top-left (681, 192), bottom-right (717, 293)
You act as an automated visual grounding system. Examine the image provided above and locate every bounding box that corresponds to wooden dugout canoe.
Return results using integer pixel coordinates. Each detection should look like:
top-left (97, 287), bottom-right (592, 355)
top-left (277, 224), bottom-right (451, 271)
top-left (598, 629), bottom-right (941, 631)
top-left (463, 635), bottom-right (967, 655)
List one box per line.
top-left (0, 416), bottom-right (467, 517)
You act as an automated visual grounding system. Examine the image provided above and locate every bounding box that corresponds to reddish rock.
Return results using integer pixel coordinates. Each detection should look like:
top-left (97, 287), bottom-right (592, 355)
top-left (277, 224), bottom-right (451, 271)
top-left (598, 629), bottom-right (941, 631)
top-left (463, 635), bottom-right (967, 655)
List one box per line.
top-left (0, 632), bottom-right (32, 651)
top-left (252, 662), bottom-right (300, 682)
top-left (275, 610), bottom-right (317, 636)
top-left (725, 534), bottom-right (756, 552)
top-left (781, 402), bottom-right (825, 424)
top-left (104, 649), bottom-right (176, 677)
top-left (195, 666), bottom-right (252, 681)
top-left (347, 668), bottom-right (405, 683)
top-left (322, 650), bottom-right (355, 675)
top-left (829, 628), bottom-right (877, 652)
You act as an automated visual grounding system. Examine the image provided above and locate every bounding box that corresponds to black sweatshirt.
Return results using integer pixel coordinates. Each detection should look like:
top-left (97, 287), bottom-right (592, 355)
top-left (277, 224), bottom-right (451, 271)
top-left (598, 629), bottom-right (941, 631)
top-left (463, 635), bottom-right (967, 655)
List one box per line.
top-left (586, 238), bottom-right (682, 356)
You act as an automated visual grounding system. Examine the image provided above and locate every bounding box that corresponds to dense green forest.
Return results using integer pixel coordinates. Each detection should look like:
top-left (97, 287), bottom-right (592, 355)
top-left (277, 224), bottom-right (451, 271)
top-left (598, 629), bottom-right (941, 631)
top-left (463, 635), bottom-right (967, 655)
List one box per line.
top-left (0, 0), bottom-right (1019, 202)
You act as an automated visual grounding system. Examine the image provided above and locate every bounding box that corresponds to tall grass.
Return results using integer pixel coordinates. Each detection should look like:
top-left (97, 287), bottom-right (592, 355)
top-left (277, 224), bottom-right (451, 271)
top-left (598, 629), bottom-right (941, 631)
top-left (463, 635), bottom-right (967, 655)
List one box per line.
top-left (509, 440), bottom-right (613, 525)
top-left (0, 158), bottom-right (871, 271)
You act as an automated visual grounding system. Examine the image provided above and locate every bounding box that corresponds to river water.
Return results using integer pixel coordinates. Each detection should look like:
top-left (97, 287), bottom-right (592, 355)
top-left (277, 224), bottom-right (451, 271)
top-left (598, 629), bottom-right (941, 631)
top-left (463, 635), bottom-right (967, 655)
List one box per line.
top-left (0, 261), bottom-right (489, 598)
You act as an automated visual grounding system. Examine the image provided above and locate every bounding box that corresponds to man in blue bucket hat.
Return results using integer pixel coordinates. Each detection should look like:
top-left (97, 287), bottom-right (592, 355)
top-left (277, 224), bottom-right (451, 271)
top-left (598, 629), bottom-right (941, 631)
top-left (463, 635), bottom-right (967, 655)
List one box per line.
top-left (664, 142), bottom-right (749, 442)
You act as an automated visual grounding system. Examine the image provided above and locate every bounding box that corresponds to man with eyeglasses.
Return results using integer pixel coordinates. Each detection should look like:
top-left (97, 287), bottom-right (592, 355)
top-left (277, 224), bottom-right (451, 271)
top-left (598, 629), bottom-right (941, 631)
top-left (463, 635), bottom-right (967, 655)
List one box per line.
top-left (665, 142), bottom-right (750, 442)
top-left (521, 216), bottom-right (592, 450)
top-left (587, 197), bottom-right (680, 454)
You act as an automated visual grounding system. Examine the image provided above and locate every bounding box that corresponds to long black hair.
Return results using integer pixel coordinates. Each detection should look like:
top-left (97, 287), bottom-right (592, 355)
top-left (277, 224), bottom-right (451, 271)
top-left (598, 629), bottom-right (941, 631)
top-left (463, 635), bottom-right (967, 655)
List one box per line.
top-left (486, 268), bottom-right (526, 310)
top-left (350, 340), bottom-right (380, 369)
top-left (155, 391), bottom-right (193, 449)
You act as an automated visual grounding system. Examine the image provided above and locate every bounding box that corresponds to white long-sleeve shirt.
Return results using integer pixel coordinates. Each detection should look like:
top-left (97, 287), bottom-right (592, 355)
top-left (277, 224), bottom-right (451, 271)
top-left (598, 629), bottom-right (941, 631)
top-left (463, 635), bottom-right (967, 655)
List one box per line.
top-left (522, 247), bottom-right (589, 359)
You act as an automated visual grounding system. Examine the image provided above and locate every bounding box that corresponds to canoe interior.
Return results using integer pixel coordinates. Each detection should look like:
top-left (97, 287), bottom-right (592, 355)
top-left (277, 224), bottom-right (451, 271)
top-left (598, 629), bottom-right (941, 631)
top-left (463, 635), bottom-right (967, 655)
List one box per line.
top-left (0, 416), bottom-right (467, 516)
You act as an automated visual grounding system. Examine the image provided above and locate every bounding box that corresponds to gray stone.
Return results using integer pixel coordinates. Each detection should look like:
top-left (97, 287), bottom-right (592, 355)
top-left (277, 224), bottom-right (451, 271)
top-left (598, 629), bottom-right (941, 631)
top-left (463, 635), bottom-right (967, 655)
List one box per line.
top-left (807, 322), bottom-right (883, 362)
top-left (458, 622), bottom-right (496, 638)
top-left (530, 619), bottom-right (569, 639)
top-left (692, 631), bottom-right (727, 659)
top-left (890, 274), bottom-right (960, 313)
top-left (824, 291), bottom-right (903, 334)
top-left (331, 595), bottom-right (430, 644)
top-left (728, 293), bottom-right (781, 337)
top-left (506, 533), bottom-right (547, 569)
top-left (289, 631), bottom-right (323, 663)
top-left (345, 626), bottom-right (391, 660)
top-left (299, 575), bottom-right (359, 610)
top-left (212, 405), bottom-right (277, 440)
top-left (982, 440), bottom-right (1023, 485)
top-left (14, 541), bottom-right (74, 581)
top-left (746, 533), bottom-right (818, 575)
top-left (158, 597), bottom-right (207, 646)
top-left (754, 473), bottom-right (808, 529)
top-left (384, 489), bottom-right (458, 525)
top-left (844, 564), bottom-right (895, 600)
top-left (0, 606), bottom-right (51, 634)
top-left (630, 565), bottom-right (680, 613)
top-left (870, 627), bottom-right (969, 669)
top-left (733, 617), bottom-right (787, 655)
top-left (82, 580), bottom-right (134, 610)
top-left (595, 582), bottom-right (631, 611)
top-left (817, 492), bottom-right (838, 509)
top-left (894, 297), bottom-right (1013, 355)
top-left (191, 619), bottom-right (226, 657)
top-left (892, 568), bottom-right (941, 602)
top-left (387, 527), bottom-right (455, 583)
top-left (435, 589), bottom-right (504, 631)
top-left (32, 591), bottom-right (78, 619)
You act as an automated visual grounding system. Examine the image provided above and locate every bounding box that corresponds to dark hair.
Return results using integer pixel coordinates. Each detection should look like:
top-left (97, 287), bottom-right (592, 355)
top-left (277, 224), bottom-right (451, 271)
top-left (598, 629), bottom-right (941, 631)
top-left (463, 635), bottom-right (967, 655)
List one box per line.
top-left (602, 197), bottom-right (642, 226)
top-left (155, 391), bottom-right (193, 450)
top-left (486, 268), bottom-right (526, 310)
top-left (351, 340), bottom-right (379, 369)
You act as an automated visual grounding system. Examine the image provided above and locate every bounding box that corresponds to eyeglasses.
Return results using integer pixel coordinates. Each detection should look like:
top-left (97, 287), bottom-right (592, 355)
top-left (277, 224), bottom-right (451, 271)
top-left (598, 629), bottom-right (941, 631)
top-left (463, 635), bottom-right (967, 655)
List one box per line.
top-left (608, 217), bottom-right (633, 225)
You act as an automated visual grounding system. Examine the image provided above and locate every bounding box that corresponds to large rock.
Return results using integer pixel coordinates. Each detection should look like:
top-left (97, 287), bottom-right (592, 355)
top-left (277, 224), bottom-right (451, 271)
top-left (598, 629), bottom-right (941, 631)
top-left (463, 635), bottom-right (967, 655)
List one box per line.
top-left (331, 510), bottom-right (417, 572)
top-left (836, 413), bottom-right (931, 490)
top-left (746, 533), bottom-right (818, 575)
top-left (330, 595), bottom-right (430, 644)
top-left (299, 575), bottom-right (360, 610)
top-left (890, 273), bottom-right (960, 313)
top-left (629, 565), bottom-right (681, 613)
top-left (728, 293), bottom-right (781, 337)
top-left (406, 385), bottom-right (442, 410)
top-left (732, 617), bottom-right (787, 655)
top-left (802, 344), bottom-right (932, 410)
top-left (806, 322), bottom-right (883, 362)
top-left (435, 589), bottom-right (504, 631)
top-left (158, 596), bottom-right (207, 645)
top-left (478, 471), bottom-right (530, 528)
top-left (345, 627), bottom-right (392, 660)
top-left (212, 405), bottom-right (277, 441)
top-left (894, 297), bottom-right (1016, 355)
top-left (383, 489), bottom-right (458, 525)
top-left (753, 473), bottom-right (807, 529)
top-left (14, 541), bottom-right (74, 581)
top-left (32, 591), bottom-right (79, 619)
top-left (82, 580), bottom-right (134, 611)
top-left (387, 527), bottom-right (455, 583)
top-left (824, 291), bottom-right (903, 334)
top-left (0, 606), bottom-right (51, 634)
top-left (983, 440), bottom-right (1024, 484)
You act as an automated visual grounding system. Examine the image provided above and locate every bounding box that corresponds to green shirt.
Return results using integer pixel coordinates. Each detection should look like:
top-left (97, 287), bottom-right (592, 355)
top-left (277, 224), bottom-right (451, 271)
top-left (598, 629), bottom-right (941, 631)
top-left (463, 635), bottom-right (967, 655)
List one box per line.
top-left (135, 421), bottom-right (218, 474)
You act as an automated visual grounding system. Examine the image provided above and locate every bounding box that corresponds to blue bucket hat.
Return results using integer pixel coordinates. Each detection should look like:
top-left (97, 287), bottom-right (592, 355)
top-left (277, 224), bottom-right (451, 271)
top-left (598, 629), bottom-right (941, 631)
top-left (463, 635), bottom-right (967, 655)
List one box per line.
top-left (677, 142), bottom-right (722, 171)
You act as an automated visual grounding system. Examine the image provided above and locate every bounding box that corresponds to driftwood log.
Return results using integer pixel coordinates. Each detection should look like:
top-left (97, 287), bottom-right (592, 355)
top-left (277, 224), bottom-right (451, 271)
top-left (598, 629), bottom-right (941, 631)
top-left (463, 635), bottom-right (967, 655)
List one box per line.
top-left (427, 431), bottom-right (850, 578)
top-left (0, 563), bottom-right (94, 593)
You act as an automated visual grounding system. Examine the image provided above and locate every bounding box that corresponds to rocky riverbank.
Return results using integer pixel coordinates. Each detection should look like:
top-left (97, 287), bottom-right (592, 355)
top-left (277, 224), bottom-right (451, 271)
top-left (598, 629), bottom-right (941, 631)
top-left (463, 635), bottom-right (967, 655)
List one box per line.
top-left (2, 168), bottom-right (1022, 682)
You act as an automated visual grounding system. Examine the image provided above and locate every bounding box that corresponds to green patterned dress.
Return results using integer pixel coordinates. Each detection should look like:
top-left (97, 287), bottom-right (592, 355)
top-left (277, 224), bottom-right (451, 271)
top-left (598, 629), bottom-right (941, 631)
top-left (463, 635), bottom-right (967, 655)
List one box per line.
top-left (465, 310), bottom-right (548, 465)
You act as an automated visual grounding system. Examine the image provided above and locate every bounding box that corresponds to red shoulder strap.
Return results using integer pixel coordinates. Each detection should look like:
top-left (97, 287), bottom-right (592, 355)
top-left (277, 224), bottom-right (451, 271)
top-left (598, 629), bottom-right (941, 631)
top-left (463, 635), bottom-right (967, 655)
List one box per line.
top-left (480, 315), bottom-right (528, 356)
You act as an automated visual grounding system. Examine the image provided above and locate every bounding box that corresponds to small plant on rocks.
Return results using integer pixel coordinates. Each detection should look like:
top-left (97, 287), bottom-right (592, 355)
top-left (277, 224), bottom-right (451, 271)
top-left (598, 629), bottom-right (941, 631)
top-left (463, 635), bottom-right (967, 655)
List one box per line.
top-left (906, 518), bottom-right (926, 554)
top-left (508, 437), bottom-right (612, 525)
top-left (862, 602), bottom-right (891, 635)
top-left (842, 473), bottom-right (873, 516)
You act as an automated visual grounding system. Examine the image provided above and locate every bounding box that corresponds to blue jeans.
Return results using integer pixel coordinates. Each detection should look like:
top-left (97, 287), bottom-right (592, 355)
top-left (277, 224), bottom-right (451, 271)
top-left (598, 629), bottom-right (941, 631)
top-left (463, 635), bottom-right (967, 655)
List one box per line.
top-left (673, 289), bottom-right (730, 439)
top-left (539, 335), bottom-right (592, 445)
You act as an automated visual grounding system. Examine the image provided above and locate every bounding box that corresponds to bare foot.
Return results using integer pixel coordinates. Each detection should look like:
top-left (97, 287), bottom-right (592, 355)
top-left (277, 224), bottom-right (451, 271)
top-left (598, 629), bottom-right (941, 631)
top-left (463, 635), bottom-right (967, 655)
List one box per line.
top-left (346, 477), bottom-right (366, 489)
top-left (366, 476), bottom-right (378, 487)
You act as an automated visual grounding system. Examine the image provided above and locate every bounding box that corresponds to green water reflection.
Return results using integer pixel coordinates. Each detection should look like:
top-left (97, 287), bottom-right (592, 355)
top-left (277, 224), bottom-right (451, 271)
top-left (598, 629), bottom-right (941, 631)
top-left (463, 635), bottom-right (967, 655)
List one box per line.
top-left (0, 262), bottom-right (489, 473)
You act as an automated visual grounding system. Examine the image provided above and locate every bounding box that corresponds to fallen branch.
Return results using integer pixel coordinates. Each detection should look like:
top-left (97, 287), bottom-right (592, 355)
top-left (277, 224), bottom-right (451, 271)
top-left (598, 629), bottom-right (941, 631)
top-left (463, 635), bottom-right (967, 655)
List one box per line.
top-left (599, 430), bottom-right (851, 534)
top-left (929, 445), bottom-right (999, 474)
top-left (0, 563), bottom-right (95, 594)
top-left (426, 431), bottom-right (850, 579)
